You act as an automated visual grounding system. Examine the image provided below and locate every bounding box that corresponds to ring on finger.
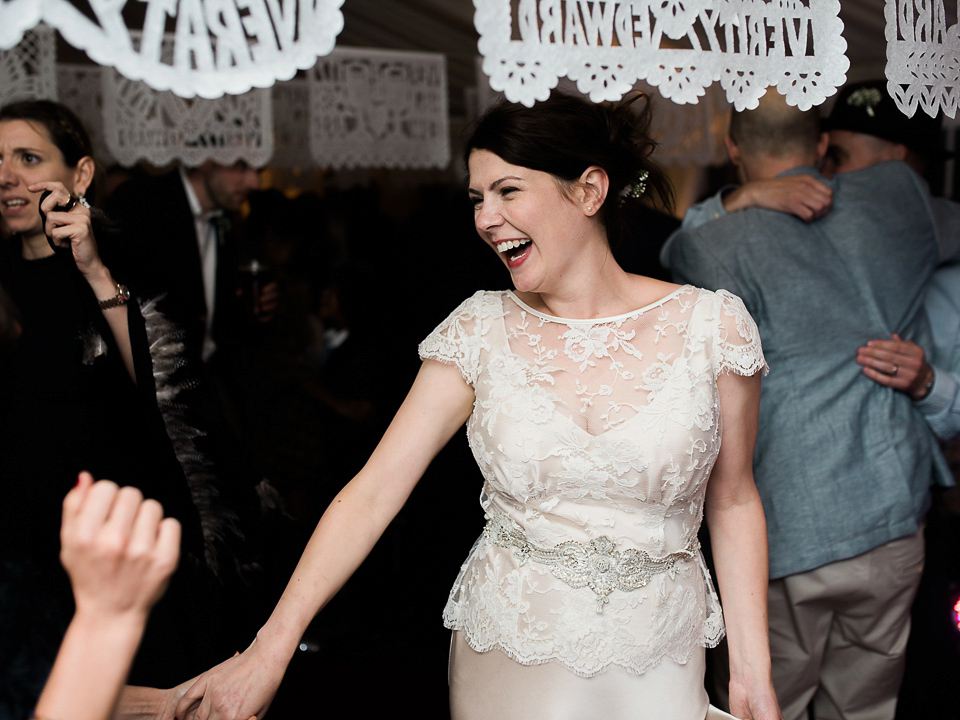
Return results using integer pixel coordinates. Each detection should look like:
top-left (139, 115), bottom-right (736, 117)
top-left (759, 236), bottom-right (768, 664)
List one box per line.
top-left (58, 195), bottom-right (77, 212)
top-left (891, 364), bottom-right (899, 376)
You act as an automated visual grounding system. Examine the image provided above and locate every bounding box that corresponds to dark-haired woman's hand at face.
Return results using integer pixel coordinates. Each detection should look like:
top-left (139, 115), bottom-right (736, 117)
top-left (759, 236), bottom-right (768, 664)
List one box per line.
top-left (31, 179), bottom-right (138, 382)
top-left (30, 180), bottom-right (104, 279)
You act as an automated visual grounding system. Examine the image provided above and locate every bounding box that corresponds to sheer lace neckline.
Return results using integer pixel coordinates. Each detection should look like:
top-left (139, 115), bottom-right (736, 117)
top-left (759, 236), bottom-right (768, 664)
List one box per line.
top-left (505, 285), bottom-right (690, 324)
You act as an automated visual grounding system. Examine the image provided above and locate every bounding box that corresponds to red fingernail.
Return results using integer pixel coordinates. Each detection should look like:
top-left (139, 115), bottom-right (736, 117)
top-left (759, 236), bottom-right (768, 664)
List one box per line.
top-left (74, 473), bottom-right (82, 488)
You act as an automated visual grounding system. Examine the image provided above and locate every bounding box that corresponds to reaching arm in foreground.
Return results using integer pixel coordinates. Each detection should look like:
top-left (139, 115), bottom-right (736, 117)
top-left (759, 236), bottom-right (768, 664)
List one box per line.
top-left (705, 370), bottom-right (784, 720)
top-left (33, 473), bottom-right (181, 720)
top-left (174, 359), bottom-right (475, 720)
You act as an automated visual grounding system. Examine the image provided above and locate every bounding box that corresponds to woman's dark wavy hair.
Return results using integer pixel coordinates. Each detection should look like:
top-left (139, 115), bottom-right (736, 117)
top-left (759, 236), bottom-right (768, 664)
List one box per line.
top-left (0, 99), bottom-right (98, 201)
top-left (464, 91), bottom-right (674, 247)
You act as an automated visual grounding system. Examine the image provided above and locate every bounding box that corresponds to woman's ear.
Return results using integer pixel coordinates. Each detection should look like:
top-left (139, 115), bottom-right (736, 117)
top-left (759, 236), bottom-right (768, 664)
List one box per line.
top-left (579, 165), bottom-right (609, 216)
top-left (72, 156), bottom-right (95, 197)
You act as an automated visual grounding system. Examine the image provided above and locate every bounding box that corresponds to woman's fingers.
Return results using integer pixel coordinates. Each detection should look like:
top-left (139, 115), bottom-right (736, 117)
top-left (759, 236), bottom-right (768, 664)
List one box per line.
top-left (174, 676), bottom-right (207, 719)
top-left (29, 181), bottom-right (92, 250)
top-left (61, 477), bottom-right (181, 617)
top-left (32, 181), bottom-right (74, 212)
top-left (127, 496), bottom-right (164, 558)
top-left (62, 471), bottom-right (95, 521)
top-left (857, 335), bottom-right (928, 393)
top-left (154, 517), bottom-right (182, 577)
top-left (69, 479), bottom-right (121, 543)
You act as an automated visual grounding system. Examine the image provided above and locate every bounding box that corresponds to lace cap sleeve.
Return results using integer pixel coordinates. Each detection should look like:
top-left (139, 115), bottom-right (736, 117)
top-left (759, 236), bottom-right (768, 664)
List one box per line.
top-left (713, 290), bottom-right (768, 378)
top-left (418, 291), bottom-right (499, 386)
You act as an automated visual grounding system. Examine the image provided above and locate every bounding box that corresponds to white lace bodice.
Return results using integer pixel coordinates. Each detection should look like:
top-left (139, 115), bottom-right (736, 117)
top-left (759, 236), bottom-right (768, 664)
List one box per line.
top-left (419, 285), bottom-right (766, 678)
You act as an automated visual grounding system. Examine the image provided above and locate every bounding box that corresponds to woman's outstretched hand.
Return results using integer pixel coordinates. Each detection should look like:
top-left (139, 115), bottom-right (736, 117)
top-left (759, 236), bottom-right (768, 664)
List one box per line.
top-left (174, 641), bottom-right (283, 720)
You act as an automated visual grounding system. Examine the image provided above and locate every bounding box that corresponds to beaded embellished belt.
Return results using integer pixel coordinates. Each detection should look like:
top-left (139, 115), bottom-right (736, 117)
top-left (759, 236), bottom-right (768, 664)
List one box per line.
top-left (483, 513), bottom-right (700, 613)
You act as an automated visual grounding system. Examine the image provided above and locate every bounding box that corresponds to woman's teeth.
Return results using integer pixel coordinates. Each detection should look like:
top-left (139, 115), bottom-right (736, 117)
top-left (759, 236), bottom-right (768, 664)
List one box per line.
top-left (498, 239), bottom-right (530, 253)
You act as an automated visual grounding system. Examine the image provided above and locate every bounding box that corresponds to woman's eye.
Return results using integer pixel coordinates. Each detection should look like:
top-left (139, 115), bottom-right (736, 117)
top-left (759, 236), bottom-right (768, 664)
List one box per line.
top-left (470, 196), bottom-right (483, 208)
top-left (22, 153), bottom-right (40, 164)
top-left (500, 187), bottom-right (517, 197)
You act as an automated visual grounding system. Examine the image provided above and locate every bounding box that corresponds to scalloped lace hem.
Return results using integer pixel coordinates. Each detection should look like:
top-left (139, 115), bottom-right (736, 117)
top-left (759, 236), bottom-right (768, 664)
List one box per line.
top-left (718, 349), bottom-right (769, 378)
top-left (447, 623), bottom-right (724, 679)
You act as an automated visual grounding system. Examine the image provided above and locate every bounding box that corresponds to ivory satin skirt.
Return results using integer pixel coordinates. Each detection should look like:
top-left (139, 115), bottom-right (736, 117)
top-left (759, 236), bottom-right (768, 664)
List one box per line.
top-left (448, 631), bottom-right (737, 720)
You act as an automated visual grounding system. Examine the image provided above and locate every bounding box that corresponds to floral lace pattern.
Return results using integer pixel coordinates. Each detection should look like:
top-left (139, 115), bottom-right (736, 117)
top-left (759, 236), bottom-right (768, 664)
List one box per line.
top-left (418, 285), bottom-right (766, 678)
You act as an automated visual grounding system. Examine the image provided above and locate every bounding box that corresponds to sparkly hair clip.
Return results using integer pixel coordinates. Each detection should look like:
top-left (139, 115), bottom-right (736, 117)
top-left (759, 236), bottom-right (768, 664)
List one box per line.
top-left (618, 170), bottom-right (649, 205)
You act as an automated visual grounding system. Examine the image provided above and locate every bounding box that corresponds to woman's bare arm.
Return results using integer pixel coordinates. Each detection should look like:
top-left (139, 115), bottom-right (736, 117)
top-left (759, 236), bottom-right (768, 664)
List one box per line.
top-left (174, 359), bottom-right (475, 720)
top-left (706, 370), bottom-right (783, 720)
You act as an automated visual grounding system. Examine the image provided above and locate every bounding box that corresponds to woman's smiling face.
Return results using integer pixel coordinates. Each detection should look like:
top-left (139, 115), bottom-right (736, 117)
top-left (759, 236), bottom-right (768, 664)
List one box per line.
top-left (0, 119), bottom-right (82, 241)
top-left (468, 149), bottom-right (587, 294)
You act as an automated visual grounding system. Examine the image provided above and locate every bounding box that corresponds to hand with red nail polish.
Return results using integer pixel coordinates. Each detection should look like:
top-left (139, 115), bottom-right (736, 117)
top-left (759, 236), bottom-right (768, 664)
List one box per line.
top-left (32, 473), bottom-right (181, 720)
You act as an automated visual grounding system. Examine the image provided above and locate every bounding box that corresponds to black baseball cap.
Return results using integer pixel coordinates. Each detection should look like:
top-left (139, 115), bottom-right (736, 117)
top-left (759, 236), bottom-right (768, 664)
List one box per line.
top-left (823, 80), bottom-right (945, 160)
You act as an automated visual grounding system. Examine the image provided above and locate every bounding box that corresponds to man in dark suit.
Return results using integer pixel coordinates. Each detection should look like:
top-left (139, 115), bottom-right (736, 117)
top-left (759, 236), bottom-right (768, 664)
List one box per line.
top-left (106, 160), bottom-right (271, 367)
top-left (104, 161), bottom-right (276, 667)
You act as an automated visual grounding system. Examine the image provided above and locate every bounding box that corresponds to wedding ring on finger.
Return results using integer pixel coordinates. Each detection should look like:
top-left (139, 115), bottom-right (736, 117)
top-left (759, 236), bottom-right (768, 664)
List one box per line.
top-left (58, 195), bottom-right (77, 212)
top-left (891, 364), bottom-right (899, 376)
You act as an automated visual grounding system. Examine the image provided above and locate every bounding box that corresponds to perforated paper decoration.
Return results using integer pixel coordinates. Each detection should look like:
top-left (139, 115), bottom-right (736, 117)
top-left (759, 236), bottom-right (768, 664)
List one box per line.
top-left (474, 0), bottom-right (850, 110)
top-left (102, 58), bottom-right (273, 166)
top-left (272, 79), bottom-right (311, 168)
top-left (0, 0), bottom-right (42, 51)
top-left (31, 0), bottom-right (343, 99)
top-left (885, 0), bottom-right (960, 119)
top-left (308, 47), bottom-right (449, 169)
top-left (0, 24), bottom-right (56, 106)
top-left (57, 64), bottom-right (116, 167)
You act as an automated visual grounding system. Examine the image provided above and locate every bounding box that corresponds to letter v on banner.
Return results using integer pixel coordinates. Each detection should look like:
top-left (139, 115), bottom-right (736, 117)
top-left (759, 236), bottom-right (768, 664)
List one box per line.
top-left (28, 0), bottom-right (345, 98)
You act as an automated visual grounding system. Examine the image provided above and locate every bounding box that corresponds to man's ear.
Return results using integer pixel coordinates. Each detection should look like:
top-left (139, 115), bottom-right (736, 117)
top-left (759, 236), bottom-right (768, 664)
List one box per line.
top-left (724, 136), bottom-right (741, 166)
top-left (890, 143), bottom-right (910, 162)
top-left (72, 156), bottom-right (95, 197)
top-left (579, 165), bottom-right (609, 216)
top-left (816, 132), bottom-right (829, 163)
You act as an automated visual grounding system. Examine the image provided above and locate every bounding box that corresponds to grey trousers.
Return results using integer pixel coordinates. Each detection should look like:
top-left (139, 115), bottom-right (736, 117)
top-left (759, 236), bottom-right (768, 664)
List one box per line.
top-left (767, 529), bottom-right (925, 720)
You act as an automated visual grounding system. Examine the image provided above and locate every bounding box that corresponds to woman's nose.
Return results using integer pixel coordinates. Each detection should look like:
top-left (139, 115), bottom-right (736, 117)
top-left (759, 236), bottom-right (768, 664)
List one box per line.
top-left (0, 162), bottom-right (15, 186)
top-left (476, 202), bottom-right (502, 232)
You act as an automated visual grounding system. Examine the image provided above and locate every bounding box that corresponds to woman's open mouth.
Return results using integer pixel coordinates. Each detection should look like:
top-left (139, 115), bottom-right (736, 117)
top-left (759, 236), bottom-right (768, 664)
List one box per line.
top-left (497, 238), bottom-right (531, 266)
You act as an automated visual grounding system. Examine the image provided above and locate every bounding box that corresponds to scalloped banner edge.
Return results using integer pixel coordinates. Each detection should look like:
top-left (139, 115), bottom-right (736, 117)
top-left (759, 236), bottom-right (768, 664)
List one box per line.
top-left (34, 0), bottom-right (345, 99)
top-left (474, 0), bottom-right (849, 110)
top-left (0, 0), bottom-right (43, 50)
top-left (883, 0), bottom-right (960, 120)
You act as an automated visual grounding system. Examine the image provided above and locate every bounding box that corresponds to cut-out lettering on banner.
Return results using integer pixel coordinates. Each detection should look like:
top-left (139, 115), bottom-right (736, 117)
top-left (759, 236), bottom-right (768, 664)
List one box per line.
top-left (474, 0), bottom-right (849, 109)
top-left (885, 0), bottom-right (960, 118)
top-left (1, 0), bottom-right (344, 99)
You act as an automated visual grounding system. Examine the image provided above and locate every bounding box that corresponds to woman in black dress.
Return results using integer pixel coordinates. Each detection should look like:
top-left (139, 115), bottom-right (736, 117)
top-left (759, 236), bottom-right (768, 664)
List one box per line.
top-left (0, 100), bottom-right (203, 718)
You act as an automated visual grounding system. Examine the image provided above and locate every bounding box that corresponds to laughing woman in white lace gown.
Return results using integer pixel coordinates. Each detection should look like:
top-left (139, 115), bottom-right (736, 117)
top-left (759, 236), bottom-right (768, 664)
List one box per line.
top-left (175, 93), bottom-right (783, 720)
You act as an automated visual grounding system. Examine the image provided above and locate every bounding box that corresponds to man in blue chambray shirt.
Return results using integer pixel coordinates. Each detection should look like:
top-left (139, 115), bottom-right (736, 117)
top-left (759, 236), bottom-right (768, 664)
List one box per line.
top-left (663, 90), bottom-right (960, 720)
top-left (683, 81), bottom-right (960, 442)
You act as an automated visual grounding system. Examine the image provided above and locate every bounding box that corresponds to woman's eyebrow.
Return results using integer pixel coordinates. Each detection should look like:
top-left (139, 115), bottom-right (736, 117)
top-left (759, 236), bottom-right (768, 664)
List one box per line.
top-left (489, 176), bottom-right (524, 190)
top-left (468, 175), bottom-right (524, 196)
